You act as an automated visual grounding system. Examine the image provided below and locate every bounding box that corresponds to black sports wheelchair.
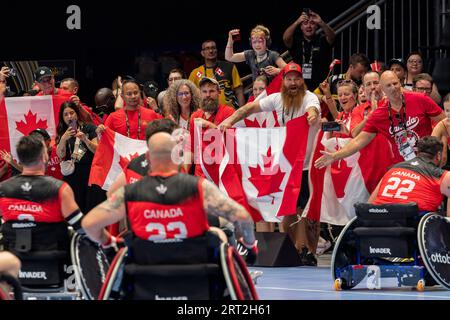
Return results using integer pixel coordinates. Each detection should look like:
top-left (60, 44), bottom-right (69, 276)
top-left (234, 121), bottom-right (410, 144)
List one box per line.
top-left (96, 231), bottom-right (258, 300)
top-left (331, 202), bottom-right (450, 291)
top-left (0, 220), bottom-right (110, 300)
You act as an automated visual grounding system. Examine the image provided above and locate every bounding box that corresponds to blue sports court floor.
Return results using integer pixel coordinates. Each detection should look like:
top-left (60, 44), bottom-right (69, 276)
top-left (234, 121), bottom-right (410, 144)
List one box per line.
top-left (250, 266), bottom-right (450, 300)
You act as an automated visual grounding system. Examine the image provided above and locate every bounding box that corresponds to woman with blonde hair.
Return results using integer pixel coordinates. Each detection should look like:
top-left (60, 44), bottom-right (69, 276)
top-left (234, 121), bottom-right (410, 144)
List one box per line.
top-left (163, 79), bottom-right (201, 130)
top-left (226, 24), bottom-right (287, 84)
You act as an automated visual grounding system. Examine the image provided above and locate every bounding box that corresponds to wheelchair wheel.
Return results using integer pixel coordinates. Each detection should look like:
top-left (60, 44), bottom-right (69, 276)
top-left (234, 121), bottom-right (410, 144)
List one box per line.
top-left (331, 217), bottom-right (359, 290)
top-left (220, 243), bottom-right (258, 300)
top-left (71, 234), bottom-right (111, 300)
top-left (98, 247), bottom-right (128, 300)
top-left (0, 274), bottom-right (23, 300)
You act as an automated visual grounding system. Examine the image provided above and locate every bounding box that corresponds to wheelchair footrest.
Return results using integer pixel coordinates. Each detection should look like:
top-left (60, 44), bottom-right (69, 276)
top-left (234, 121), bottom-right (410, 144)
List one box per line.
top-left (336, 264), bottom-right (426, 289)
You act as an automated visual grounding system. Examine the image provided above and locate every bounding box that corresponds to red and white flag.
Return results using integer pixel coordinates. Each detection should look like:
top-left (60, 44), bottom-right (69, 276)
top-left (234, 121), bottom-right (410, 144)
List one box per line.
top-left (303, 132), bottom-right (396, 225)
top-left (0, 96), bottom-right (64, 160)
top-left (89, 128), bottom-right (147, 190)
top-left (199, 116), bottom-right (309, 222)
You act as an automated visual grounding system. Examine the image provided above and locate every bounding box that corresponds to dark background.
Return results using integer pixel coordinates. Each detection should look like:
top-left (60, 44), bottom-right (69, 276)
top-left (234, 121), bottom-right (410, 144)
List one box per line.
top-left (4, 0), bottom-right (356, 104)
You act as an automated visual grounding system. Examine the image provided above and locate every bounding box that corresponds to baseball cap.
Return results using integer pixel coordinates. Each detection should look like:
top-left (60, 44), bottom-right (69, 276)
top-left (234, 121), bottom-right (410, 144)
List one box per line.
top-left (283, 63), bottom-right (303, 77)
top-left (199, 77), bottom-right (220, 87)
top-left (34, 66), bottom-right (53, 82)
top-left (388, 58), bottom-right (406, 71)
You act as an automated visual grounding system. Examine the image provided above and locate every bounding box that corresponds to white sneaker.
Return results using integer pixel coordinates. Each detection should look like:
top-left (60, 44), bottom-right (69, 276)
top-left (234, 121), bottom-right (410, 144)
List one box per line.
top-left (316, 238), bottom-right (332, 256)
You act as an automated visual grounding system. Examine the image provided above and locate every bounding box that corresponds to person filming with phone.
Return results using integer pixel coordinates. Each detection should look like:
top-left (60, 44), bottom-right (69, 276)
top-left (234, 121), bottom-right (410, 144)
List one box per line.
top-left (56, 101), bottom-right (98, 213)
top-left (283, 8), bottom-right (335, 90)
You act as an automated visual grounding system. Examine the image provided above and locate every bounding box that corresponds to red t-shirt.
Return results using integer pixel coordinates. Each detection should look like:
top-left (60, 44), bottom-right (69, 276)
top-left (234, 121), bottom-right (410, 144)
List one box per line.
top-left (105, 107), bottom-right (162, 140)
top-left (46, 146), bottom-right (63, 180)
top-left (363, 92), bottom-right (442, 163)
top-left (373, 157), bottom-right (446, 212)
top-left (189, 105), bottom-right (235, 177)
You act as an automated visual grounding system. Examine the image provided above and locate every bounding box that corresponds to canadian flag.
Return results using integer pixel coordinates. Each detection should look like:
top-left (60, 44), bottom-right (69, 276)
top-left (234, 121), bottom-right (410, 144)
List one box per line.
top-left (89, 128), bottom-right (147, 190)
top-left (303, 132), bottom-right (396, 225)
top-left (199, 116), bottom-right (309, 222)
top-left (0, 96), bottom-right (64, 160)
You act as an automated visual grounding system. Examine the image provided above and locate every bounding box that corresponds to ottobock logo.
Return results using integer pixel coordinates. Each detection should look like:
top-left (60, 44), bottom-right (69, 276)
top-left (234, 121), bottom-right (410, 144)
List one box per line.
top-left (369, 246), bottom-right (392, 255)
top-left (430, 253), bottom-right (450, 265)
top-left (368, 208), bottom-right (389, 214)
top-left (12, 222), bottom-right (36, 229)
top-left (19, 271), bottom-right (48, 280)
top-left (155, 294), bottom-right (188, 300)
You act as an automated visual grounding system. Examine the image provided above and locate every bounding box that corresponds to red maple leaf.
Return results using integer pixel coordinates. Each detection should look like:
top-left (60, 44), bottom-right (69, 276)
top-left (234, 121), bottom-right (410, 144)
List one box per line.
top-left (330, 159), bottom-right (352, 199)
top-left (244, 117), bottom-right (267, 128)
top-left (15, 110), bottom-right (48, 136)
top-left (248, 147), bottom-right (285, 198)
top-left (119, 152), bottom-right (140, 169)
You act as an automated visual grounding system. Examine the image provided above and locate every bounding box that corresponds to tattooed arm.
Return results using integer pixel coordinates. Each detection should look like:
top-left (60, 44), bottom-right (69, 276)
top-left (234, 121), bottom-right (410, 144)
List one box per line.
top-left (218, 100), bottom-right (263, 131)
top-left (202, 179), bottom-right (255, 245)
top-left (82, 187), bottom-right (126, 245)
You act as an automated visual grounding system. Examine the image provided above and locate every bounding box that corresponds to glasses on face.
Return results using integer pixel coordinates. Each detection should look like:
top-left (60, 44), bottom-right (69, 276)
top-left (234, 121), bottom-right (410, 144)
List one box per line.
top-left (407, 60), bottom-right (422, 65)
top-left (177, 91), bottom-right (191, 97)
top-left (202, 46), bottom-right (217, 52)
top-left (415, 86), bottom-right (432, 93)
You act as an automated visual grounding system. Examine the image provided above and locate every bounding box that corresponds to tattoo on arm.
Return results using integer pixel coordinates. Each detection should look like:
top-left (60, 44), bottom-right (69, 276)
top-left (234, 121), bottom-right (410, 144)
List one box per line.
top-left (203, 180), bottom-right (255, 242)
top-left (98, 187), bottom-right (125, 213)
top-left (233, 105), bottom-right (253, 122)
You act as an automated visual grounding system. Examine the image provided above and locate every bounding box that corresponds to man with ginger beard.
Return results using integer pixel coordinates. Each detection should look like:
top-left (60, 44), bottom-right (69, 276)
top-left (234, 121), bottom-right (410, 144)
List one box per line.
top-left (189, 77), bottom-right (235, 178)
top-left (219, 63), bottom-right (321, 265)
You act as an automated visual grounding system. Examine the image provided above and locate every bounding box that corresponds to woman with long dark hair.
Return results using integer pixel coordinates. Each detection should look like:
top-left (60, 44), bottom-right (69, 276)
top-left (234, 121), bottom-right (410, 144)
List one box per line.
top-left (56, 101), bottom-right (98, 212)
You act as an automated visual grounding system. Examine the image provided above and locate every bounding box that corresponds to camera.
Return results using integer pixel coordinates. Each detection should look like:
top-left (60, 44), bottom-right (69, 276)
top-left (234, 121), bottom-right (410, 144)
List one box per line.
top-left (322, 121), bottom-right (341, 132)
top-left (303, 8), bottom-right (311, 16)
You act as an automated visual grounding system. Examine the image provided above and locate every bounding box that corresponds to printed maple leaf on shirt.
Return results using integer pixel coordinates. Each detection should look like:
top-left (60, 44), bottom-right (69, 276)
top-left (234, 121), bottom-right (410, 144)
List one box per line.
top-left (248, 146), bottom-right (285, 198)
top-left (15, 110), bottom-right (48, 136)
top-left (119, 152), bottom-right (140, 169)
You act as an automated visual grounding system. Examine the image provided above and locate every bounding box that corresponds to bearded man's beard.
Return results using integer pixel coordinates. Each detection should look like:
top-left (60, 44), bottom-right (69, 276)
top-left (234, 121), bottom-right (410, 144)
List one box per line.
top-left (281, 83), bottom-right (306, 115)
top-left (201, 97), bottom-right (219, 113)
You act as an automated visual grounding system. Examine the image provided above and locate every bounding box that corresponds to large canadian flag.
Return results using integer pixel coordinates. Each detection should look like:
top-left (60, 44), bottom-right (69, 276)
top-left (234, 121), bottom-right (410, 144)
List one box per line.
top-left (303, 132), bottom-right (396, 225)
top-left (89, 128), bottom-right (147, 190)
top-left (199, 116), bottom-right (309, 222)
top-left (0, 96), bottom-right (64, 160)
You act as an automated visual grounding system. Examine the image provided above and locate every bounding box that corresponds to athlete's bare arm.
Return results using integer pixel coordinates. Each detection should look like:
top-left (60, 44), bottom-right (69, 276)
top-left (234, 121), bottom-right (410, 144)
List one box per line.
top-left (82, 187), bottom-right (126, 244)
top-left (202, 179), bottom-right (255, 245)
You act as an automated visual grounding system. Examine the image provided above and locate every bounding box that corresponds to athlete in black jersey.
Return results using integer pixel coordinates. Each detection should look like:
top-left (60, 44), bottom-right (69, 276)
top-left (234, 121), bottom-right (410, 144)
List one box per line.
top-left (0, 135), bottom-right (85, 241)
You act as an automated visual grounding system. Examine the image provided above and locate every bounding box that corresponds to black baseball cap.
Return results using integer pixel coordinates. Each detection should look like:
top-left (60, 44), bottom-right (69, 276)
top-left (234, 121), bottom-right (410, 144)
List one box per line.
top-left (34, 66), bottom-right (53, 82)
top-left (388, 58), bottom-right (407, 71)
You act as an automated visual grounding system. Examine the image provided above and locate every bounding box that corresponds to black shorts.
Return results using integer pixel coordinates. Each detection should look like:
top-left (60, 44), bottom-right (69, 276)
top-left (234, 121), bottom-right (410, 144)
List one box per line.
top-left (296, 170), bottom-right (310, 209)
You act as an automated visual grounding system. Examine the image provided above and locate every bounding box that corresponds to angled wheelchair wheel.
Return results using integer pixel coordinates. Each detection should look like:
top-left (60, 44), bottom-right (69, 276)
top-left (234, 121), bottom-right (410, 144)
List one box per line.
top-left (98, 247), bottom-right (128, 300)
top-left (418, 213), bottom-right (450, 290)
top-left (331, 217), bottom-right (359, 290)
top-left (71, 234), bottom-right (111, 300)
top-left (0, 274), bottom-right (23, 300)
top-left (220, 243), bottom-right (258, 300)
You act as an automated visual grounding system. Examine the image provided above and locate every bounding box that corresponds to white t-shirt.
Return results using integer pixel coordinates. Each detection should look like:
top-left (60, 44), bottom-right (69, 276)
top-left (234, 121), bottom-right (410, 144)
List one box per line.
top-left (259, 90), bottom-right (321, 170)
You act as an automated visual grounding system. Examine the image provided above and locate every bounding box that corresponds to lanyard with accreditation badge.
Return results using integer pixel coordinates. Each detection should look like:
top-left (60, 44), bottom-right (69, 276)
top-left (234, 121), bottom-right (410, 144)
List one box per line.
top-left (387, 96), bottom-right (415, 161)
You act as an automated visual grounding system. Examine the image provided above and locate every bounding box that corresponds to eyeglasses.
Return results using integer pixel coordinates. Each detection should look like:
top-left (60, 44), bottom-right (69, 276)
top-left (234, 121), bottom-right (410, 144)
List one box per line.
top-left (407, 60), bottom-right (422, 65)
top-left (202, 46), bottom-right (217, 51)
top-left (177, 91), bottom-right (191, 97)
top-left (168, 76), bottom-right (182, 82)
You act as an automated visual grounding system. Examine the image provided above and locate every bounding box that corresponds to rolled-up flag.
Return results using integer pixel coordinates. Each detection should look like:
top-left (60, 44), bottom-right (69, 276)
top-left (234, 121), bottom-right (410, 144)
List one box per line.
top-left (329, 59), bottom-right (341, 70)
top-left (370, 60), bottom-right (381, 72)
